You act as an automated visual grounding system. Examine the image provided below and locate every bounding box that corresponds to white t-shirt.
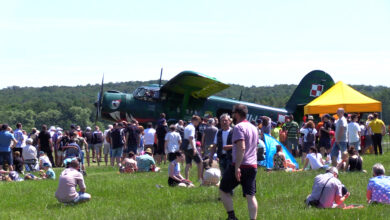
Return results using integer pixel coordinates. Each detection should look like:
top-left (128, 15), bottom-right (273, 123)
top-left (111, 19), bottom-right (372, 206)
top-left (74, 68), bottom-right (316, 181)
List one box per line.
top-left (103, 129), bottom-right (110, 144)
top-left (213, 128), bottom-right (232, 154)
top-left (300, 128), bottom-right (317, 142)
top-left (22, 144), bottom-right (37, 160)
top-left (184, 123), bottom-right (196, 150)
top-left (165, 131), bottom-right (182, 153)
top-left (306, 153), bottom-right (323, 170)
top-left (144, 128), bottom-right (156, 145)
top-left (39, 155), bottom-right (52, 167)
top-left (348, 122), bottom-right (361, 143)
top-left (335, 117), bottom-right (348, 142)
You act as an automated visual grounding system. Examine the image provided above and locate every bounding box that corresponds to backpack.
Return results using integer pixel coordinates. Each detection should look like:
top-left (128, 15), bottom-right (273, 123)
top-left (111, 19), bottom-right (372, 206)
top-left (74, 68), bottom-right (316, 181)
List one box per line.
top-left (59, 136), bottom-right (70, 151)
top-left (306, 128), bottom-right (315, 144)
top-left (93, 132), bottom-right (103, 144)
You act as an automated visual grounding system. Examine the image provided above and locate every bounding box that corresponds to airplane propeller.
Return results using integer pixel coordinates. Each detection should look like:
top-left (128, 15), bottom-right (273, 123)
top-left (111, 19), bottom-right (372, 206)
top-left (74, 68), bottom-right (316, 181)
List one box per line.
top-left (95, 74), bottom-right (104, 124)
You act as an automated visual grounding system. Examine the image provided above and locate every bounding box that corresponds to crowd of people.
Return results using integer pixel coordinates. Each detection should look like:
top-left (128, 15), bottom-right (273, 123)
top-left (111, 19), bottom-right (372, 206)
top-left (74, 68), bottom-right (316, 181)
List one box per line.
top-left (1, 106), bottom-right (390, 216)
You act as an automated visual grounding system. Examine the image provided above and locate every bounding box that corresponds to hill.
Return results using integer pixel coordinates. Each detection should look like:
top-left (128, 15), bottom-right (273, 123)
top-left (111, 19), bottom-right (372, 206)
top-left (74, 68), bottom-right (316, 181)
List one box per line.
top-left (0, 81), bottom-right (389, 131)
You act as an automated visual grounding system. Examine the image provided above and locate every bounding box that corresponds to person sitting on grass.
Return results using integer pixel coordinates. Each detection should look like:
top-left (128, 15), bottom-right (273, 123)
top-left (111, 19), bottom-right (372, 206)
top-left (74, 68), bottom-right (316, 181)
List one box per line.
top-left (336, 151), bottom-right (349, 172)
top-left (0, 163), bottom-right (22, 181)
top-left (55, 159), bottom-right (91, 204)
top-left (168, 151), bottom-right (194, 187)
top-left (367, 163), bottom-right (390, 204)
top-left (347, 147), bottom-right (365, 172)
top-left (13, 151), bottom-right (24, 174)
top-left (202, 156), bottom-right (221, 186)
top-left (41, 162), bottom-right (56, 179)
top-left (273, 145), bottom-right (297, 171)
top-left (120, 151), bottom-right (138, 173)
top-left (302, 147), bottom-right (326, 170)
top-left (137, 148), bottom-right (159, 172)
top-left (22, 138), bottom-right (38, 171)
top-left (306, 166), bottom-right (350, 208)
top-left (39, 151), bottom-right (52, 169)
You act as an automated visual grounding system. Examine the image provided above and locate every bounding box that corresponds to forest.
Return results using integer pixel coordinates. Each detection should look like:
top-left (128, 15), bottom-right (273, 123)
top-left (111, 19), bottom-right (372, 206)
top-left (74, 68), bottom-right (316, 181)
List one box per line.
top-left (0, 80), bottom-right (389, 132)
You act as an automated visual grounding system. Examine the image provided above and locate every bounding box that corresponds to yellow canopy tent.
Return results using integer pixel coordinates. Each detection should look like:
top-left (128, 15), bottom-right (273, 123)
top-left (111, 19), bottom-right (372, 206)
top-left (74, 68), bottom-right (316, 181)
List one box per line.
top-left (304, 81), bottom-right (382, 115)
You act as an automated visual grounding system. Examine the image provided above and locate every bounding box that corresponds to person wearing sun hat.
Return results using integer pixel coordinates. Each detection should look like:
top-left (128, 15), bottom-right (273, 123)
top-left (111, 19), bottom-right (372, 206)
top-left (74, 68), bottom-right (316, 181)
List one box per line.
top-left (136, 148), bottom-right (157, 172)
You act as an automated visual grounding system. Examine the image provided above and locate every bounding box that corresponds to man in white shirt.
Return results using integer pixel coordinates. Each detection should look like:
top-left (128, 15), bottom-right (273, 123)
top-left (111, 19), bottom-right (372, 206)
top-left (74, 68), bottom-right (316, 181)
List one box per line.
top-left (348, 114), bottom-right (361, 151)
top-left (184, 115), bottom-right (203, 182)
top-left (331, 108), bottom-right (348, 166)
top-left (144, 122), bottom-right (156, 154)
top-left (164, 125), bottom-right (182, 157)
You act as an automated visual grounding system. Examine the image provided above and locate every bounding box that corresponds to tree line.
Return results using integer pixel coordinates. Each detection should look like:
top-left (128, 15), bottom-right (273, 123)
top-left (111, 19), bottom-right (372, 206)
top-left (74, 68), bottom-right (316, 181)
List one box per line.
top-left (0, 81), bottom-right (389, 132)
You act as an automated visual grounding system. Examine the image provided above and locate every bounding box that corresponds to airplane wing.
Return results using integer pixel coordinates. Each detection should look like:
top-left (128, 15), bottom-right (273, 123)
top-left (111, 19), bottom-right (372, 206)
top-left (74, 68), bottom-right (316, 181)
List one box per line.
top-left (160, 71), bottom-right (229, 99)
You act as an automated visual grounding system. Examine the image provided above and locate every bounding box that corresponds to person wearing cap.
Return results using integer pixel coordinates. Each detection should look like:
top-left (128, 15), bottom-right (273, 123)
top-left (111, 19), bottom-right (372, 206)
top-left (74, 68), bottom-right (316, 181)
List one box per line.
top-left (23, 138), bottom-right (38, 171)
top-left (39, 151), bottom-right (52, 169)
top-left (136, 148), bottom-right (157, 172)
top-left (55, 159), bottom-right (91, 204)
top-left (305, 167), bottom-right (350, 208)
top-left (202, 118), bottom-right (218, 157)
top-left (41, 162), bottom-right (56, 180)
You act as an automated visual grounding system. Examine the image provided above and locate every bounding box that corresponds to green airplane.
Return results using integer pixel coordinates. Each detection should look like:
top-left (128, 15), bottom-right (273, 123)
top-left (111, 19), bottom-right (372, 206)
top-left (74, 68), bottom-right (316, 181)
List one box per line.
top-left (95, 70), bottom-right (334, 124)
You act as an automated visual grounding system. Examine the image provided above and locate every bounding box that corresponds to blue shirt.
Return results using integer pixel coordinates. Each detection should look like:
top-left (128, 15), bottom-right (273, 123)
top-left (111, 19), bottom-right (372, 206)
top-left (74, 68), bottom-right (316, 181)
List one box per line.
top-left (0, 131), bottom-right (15, 152)
top-left (14, 129), bottom-right (24, 148)
top-left (136, 154), bottom-right (155, 172)
top-left (46, 168), bottom-right (56, 180)
top-left (367, 175), bottom-right (390, 204)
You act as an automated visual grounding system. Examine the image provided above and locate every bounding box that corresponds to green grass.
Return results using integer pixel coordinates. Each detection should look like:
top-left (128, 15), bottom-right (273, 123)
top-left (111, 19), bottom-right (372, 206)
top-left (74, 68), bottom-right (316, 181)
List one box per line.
top-left (2, 152), bottom-right (390, 220)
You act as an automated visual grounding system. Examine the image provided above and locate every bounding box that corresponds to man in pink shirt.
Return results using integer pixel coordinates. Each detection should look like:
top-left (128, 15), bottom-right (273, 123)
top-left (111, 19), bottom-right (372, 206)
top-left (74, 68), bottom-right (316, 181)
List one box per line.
top-left (55, 159), bottom-right (91, 204)
top-left (219, 104), bottom-right (259, 220)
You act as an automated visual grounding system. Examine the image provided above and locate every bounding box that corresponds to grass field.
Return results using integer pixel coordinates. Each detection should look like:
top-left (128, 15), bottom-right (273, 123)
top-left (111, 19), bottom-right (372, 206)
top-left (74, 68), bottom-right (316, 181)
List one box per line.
top-left (2, 151), bottom-right (390, 220)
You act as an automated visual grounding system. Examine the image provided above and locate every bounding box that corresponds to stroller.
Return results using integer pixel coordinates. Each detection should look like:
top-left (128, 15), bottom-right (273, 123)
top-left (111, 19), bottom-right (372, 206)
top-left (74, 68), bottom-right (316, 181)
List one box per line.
top-left (63, 144), bottom-right (86, 175)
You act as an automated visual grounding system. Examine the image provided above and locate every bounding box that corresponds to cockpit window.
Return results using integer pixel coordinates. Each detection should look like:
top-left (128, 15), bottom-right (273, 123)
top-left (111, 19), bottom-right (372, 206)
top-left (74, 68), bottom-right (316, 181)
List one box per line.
top-left (133, 87), bottom-right (160, 101)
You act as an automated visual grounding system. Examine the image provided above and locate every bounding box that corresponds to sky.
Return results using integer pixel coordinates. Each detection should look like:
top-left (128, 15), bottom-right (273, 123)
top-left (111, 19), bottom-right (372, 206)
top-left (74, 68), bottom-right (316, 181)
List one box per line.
top-left (1, 0), bottom-right (389, 89)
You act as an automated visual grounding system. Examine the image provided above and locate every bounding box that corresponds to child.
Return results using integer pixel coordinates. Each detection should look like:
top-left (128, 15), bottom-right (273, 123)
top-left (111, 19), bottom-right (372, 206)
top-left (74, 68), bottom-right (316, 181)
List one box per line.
top-left (120, 151), bottom-right (138, 173)
top-left (41, 163), bottom-right (56, 179)
top-left (202, 157), bottom-right (221, 186)
top-left (168, 151), bottom-right (194, 187)
top-left (39, 151), bottom-right (52, 169)
top-left (337, 151), bottom-right (349, 172)
top-left (13, 151), bottom-right (24, 174)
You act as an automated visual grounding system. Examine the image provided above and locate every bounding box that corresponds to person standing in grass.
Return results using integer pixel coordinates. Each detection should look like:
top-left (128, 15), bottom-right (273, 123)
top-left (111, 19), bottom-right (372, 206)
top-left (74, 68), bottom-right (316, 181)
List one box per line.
top-left (367, 163), bottom-right (390, 204)
top-left (110, 123), bottom-right (125, 167)
top-left (55, 159), bottom-right (91, 204)
top-left (368, 113), bottom-right (386, 155)
top-left (184, 115), bottom-right (203, 182)
top-left (283, 115), bottom-right (300, 156)
top-left (219, 104), bottom-right (258, 220)
top-left (331, 108), bottom-right (348, 167)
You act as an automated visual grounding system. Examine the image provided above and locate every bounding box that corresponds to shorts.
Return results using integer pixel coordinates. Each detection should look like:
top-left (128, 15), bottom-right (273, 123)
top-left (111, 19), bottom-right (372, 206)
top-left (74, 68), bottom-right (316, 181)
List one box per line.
top-left (319, 137), bottom-right (331, 150)
top-left (168, 177), bottom-right (181, 187)
top-left (330, 142), bottom-right (348, 158)
top-left (110, 148), bottom-right (123, 158)
top-left (287, 138), bottom-right (299, 151)
top-left (184, 149), bottom-right (202, 164)
top-left (219, 165), bottom-right (257, 197)
top-left (302, 142), bottom-right (314, 153)
top-left (93, 143), bottom-right (103, 153)
top-left (103, 143), bottom-right (110, 155)
top-left (154, 142), bottom-right (165, 155)
top-left (0, 151), bottom-right (13, 165)
top-left (125, 144), bottom-right (138, 155)
top-left (88, 143), bottom-right (94, 150)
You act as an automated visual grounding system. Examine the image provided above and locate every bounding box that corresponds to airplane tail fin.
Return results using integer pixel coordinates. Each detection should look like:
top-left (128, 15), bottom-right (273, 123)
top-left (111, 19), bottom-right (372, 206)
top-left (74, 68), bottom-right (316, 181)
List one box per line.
top-left (285, 70), bottom-right (335, 120)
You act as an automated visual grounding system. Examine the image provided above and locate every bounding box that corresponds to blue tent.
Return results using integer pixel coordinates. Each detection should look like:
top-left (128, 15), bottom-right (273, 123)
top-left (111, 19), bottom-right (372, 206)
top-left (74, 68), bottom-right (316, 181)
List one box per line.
top-left (263, 134), bottom-right (299, 169)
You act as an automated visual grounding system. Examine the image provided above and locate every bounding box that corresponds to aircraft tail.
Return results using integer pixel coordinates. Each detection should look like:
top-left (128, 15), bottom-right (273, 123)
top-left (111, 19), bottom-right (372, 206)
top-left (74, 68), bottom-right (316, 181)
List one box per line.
top-left (285, 70), bottom-right (335, 120)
